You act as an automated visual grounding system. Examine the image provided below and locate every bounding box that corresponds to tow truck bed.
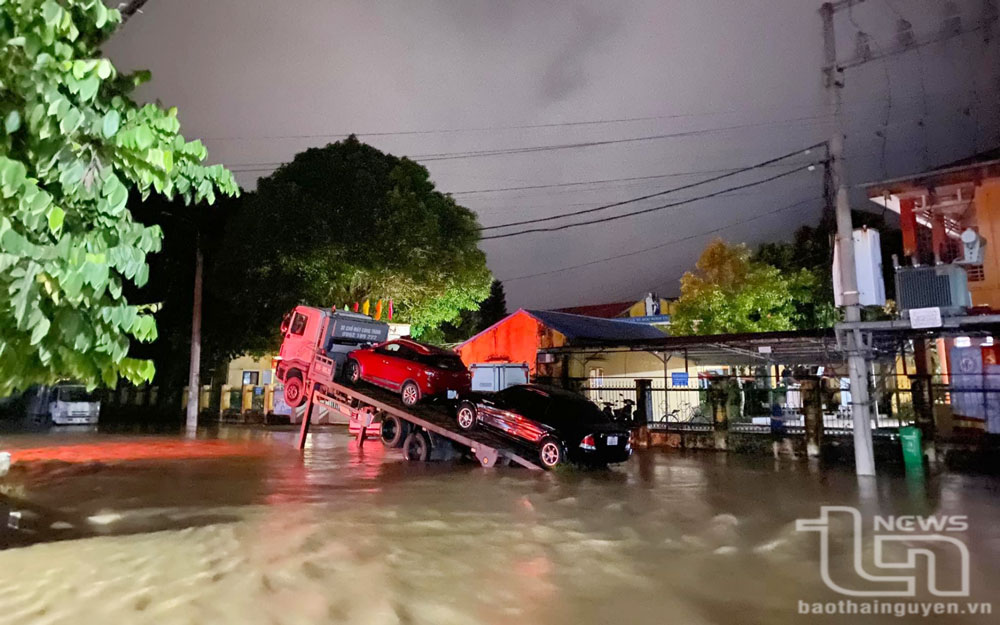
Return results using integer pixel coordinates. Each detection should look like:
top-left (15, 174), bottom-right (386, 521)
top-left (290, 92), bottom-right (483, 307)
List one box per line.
top-left (299, 380), bottom-right (542, 470)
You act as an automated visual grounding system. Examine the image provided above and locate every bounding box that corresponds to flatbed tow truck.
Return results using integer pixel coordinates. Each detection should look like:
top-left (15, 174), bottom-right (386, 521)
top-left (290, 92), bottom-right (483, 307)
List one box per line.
top-left (297, 379), bottom-right (543, 471)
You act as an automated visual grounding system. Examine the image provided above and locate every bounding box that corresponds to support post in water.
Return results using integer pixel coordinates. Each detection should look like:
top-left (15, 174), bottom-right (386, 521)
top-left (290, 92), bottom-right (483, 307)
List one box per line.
top-left (297, 382), bottom-right (315, 450)
top-left (801, 376), bottom-right (823, 458)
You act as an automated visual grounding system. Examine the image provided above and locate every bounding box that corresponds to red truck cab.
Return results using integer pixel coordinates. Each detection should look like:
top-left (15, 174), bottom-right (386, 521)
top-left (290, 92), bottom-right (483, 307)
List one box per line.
top-left (275, 306), bottom-right (389, 407)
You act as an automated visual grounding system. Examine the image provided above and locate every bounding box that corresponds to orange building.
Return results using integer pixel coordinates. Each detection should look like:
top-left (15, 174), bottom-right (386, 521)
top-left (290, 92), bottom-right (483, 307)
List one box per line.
top-left (455, 309), bottom-right (666, 375)
top-left (866, 155), bottom-right (1000, 309)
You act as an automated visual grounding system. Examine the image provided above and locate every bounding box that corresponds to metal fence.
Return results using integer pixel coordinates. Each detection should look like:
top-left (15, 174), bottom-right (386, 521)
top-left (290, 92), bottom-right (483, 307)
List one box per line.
top-left (536, 373), bottom-right (928, 439)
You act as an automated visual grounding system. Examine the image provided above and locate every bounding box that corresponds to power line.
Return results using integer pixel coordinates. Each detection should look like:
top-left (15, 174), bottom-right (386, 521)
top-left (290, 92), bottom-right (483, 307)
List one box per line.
top-left (478, 143), bottom-right (824, 232)
top-left (225, 115), bottom-right (832, 173)
top-left (223, 93), bottom-right (962, 176)
top-left (206, 90), bottom-right (952, 144)
top-left (206, 113), bottom-right (704, 143)
top-left (480, 165), bottom-right (820, 241)
top-left (847, 1), bottom-right (894, 179)
top-left (450, 164), bottom-right (800, 196)
top-left (477, 164), bottom-right (821, 241)
top-left (474, 183), bottom-right (819, 224)
top-left (411, 115), bottom-right (832, 162)
top-left (499, 196), bottom-right (823, 282)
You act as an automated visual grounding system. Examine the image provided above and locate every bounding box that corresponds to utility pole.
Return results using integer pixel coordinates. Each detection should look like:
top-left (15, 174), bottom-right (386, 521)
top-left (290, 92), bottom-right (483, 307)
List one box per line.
top-left (186, 237), bottom-right (203, 435)
top-left (821, 2), bottom-right (876, 476)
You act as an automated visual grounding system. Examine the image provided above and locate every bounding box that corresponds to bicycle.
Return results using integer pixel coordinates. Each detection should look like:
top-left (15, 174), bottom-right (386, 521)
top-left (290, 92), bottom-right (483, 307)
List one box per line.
top-left (660, 402), bottom-right (708, 424)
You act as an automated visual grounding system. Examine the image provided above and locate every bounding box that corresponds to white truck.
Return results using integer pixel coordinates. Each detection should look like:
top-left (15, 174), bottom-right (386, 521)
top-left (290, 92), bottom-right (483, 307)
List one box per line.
top-left (27, 384), bottom-right (100, 426)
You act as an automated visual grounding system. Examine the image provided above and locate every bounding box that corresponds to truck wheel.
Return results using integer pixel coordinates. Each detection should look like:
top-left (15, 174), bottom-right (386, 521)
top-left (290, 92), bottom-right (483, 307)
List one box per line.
top-left (538, 436), bottom-right (564, 469)
top-left (284, 375), bottom-right (306, 408)
top-left (401, 381), bottom-right (421, 407)
top-left (380, 414), bottom-right (409, 448)
top-left (345, 360), bottom-right (362, 385)
top-left (456, 401), bottom-right (477, 431)
top-left (402, 431), bottom-right (430, 462)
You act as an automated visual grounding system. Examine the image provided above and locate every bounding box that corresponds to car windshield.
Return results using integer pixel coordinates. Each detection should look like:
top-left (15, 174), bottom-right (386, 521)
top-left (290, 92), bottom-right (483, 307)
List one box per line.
top-left (58, 386), bottom-right (96, 402)
top-left (420, 354), bottom-right (467, 371)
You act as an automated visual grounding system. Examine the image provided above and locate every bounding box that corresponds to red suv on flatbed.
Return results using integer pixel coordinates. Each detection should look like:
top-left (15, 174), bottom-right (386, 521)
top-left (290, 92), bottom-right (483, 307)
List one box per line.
top-left (345, 339), bottom-right (471, 406)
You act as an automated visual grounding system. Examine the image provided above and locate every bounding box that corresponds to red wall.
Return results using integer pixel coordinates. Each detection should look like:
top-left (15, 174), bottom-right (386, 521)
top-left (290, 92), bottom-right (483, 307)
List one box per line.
top-left (456, 310), bottom-right (542, 373)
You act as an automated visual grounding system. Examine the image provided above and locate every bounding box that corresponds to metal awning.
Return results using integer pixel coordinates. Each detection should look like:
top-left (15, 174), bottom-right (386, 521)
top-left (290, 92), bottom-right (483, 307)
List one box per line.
top-left (540, 329), bottom-right (854, 366)
top-left (541, 317), bottom-right (1000, 367)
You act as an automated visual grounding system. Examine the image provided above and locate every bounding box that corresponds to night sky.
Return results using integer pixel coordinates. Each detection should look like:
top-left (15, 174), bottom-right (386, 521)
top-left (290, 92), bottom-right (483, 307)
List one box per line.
top-left (105, 0), bottom-right (1000, 310)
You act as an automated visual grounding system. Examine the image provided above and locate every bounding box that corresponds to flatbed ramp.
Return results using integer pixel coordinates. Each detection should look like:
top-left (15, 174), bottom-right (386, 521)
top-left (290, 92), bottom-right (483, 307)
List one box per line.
top-left (297, 380), bottom-right (542, 470)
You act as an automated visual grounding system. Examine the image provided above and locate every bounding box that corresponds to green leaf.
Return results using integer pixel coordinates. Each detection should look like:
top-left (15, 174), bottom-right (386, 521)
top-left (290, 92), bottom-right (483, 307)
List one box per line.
top-left (102, 110), bottom-right (120, 138)
top-left (47, 206), bottom-right (65, 233)
top-left (4, 110), bottom-right (21, 134)
top-left (30, 315), bottom-right (51, 346)
top-left (95, 2), bottom-right (109, 28)
top-left (28, 103), bottom-right (45, 125)
top-left (79, 76), bottom-right (99, 101)
top-left (41, 1), bottom-right (61, 25)
top-left (0, 158), bottom-right (27, 196)
top-left (96, 59), bottom-right (113, 79)
top-left (26, 189), bottom-right (53, 214)
top-left (59, 107), bottom-right (83, 134)
top-left (134, 125), bottom-right (154, 149)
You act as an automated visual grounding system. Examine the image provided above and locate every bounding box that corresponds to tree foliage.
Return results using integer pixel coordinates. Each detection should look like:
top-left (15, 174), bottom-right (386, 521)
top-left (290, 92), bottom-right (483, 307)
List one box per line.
top-left (429, 279), bottom-right (508, 344)
top-left (670, 239), bottom-right (817, 335)
top-left (0, 1), bottom-right (237, 394)
top-left (213, 136), bottom-right (492, 356)
top-left (477, 279), bottom-right (508, 331)
top-left (752, 211), bottom-right (903, 327)
top-left (753, 227), bottom-right (838, 329)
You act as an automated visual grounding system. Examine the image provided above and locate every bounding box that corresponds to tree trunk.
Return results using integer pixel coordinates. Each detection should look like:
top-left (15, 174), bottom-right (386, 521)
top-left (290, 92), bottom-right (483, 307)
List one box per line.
top-left (186, 239), bottom-right (203, 433)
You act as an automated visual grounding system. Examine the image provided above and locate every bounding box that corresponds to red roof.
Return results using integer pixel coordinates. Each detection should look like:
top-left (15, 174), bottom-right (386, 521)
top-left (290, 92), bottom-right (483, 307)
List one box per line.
top-left (551, 301), bottom-right (633, 319)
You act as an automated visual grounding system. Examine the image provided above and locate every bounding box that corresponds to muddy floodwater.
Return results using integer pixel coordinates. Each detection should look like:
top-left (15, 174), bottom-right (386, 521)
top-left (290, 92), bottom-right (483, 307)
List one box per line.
top-left (0, 427), bottom-right (998, 624)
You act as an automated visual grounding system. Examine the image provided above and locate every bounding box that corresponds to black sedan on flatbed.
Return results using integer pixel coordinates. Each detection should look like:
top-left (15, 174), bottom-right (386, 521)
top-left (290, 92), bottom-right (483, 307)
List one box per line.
top-left (455, 384), bottom-right (632, 469)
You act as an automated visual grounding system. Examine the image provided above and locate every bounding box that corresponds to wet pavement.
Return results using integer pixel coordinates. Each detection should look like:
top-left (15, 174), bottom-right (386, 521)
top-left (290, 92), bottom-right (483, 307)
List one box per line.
top-left (0, 426), bottom-right (998, 624)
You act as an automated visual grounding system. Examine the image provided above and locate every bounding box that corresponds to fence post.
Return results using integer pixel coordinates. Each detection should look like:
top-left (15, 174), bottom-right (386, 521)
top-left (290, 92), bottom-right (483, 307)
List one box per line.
top-left (801, 375), bottom-right (823, 458)
top-left (634, 378), bottom-right (653, 425)
top-left (708, 377), bottom-right (728, 451)
top-left (908, 374), bottom-right (937, 464)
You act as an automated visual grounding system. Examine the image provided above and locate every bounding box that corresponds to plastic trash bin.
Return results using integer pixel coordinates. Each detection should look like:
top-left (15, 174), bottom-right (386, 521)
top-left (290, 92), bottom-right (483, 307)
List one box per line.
top-left (899, 426), bottom-right (923, 467)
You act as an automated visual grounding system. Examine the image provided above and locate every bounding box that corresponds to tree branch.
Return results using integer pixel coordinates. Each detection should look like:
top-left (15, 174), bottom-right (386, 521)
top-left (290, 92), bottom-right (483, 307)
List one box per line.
top-left (119, 0), bottom-right (152, 25)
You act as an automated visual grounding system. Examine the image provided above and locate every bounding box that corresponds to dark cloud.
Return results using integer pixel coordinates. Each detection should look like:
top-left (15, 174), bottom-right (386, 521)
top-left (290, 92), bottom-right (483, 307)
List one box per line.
top-left (539, 7), bottom-right (622, 101)
top-left (105, 0), bottom-right (1000, 310)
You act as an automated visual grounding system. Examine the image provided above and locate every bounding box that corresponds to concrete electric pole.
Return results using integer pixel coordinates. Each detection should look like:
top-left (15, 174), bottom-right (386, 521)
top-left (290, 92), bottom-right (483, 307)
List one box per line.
top-left (186, 239), bottom-right (203, 435)
top-left (821, 2), bottom-right (876, 476)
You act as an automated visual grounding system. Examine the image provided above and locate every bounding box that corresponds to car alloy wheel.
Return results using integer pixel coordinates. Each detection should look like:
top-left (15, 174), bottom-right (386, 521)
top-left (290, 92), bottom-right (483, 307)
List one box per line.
top-left (346, 360), bottom-right (361, 384)
top-left (401, 382), bottom-right (420, 407)
top-left (539, 437), bottom-right (563, 469)
top-left (456, 403), bottom-right (476, 430)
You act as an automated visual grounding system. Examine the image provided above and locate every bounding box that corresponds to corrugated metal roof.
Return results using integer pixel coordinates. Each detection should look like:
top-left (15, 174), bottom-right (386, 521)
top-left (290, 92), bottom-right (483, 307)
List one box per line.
top-left (524, 309), bottom-right (667, 342)
top-left (552, 301), bottom-right (633, 319)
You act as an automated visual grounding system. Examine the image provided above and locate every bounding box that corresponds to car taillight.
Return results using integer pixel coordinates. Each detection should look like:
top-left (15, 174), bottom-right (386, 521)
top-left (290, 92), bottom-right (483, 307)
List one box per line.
top-left (580, 434), bottom-right (596, 450)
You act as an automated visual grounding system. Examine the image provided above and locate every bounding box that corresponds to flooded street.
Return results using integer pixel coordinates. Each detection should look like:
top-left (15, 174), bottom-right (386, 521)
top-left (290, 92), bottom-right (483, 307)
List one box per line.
top-left (0, 427), bottom-right (998, 624)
